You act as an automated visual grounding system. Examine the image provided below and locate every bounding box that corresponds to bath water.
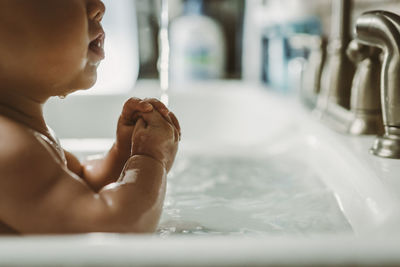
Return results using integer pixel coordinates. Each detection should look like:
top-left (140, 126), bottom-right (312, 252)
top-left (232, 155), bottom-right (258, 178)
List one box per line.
top-left (158, 152), bottom-right (353, 237)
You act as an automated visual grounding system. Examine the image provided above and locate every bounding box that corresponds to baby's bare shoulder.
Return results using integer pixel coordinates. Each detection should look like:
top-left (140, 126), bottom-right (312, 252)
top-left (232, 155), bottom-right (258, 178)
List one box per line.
top-left (0, 116), bottom-right (56, 179)
top-left (0, 116), bottom-right (61, 198)
top-left (0, 116), bottom-right (36, 156)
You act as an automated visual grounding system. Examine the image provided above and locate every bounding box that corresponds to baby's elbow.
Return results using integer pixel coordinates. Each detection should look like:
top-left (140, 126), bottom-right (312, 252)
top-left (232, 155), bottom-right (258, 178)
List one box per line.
top-left (89, 194), bottom-right (162, 233)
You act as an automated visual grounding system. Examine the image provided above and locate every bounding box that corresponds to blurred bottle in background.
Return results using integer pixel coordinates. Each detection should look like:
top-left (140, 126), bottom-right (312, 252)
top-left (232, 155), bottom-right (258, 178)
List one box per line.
top-left (169, 0), bottom-right (226, 85)
top-left (136, 0), bottom-right (244, 81)
top-left (135, 0), bottom-right (400, 91)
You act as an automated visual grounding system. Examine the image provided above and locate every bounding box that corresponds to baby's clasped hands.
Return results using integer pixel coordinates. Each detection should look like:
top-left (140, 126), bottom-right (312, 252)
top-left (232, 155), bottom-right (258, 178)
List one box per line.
top-left (116, 98), bottom-right (180, 173)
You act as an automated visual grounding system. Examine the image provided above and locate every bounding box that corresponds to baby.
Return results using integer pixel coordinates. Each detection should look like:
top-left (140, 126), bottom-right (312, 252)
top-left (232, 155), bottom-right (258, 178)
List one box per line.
top-left (0, 0), bottom-right (180, 234)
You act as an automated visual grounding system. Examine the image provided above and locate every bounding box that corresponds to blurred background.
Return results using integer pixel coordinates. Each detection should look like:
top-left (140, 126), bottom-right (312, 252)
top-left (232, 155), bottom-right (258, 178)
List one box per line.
top-left (47, 0), bottom-right (400, 139)
top-left (87, 0), bottom-right (400, 95)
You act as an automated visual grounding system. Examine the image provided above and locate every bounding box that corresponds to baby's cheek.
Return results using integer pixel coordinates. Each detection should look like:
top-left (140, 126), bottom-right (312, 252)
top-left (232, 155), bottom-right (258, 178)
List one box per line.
top-left (0, 0), bottom-right (89, 90)
top-left (46, 25), bottom-right (88, 69)
top-left (35, 2), bottom-right (89, 81)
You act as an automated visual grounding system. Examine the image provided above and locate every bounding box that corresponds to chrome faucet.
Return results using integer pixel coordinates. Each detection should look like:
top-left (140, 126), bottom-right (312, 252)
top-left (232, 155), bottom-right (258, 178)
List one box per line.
top-left (317, 0), bottom-right (355, 112)
top-left (346, 39), bottom-right (383, 135)
top-left (309, 1), bottom-right (384, 136)
top-left (290, 34), bottom-right (327, 108)
top-left (355, 11), bottom-right (400, 158)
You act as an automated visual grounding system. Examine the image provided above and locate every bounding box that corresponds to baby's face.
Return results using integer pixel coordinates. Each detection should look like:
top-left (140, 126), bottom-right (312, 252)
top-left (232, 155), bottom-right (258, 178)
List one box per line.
top-left (0, 0), bottom-right (105, 99)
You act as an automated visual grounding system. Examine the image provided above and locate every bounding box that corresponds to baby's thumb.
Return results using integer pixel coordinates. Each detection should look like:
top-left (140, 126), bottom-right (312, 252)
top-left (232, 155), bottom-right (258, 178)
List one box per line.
top-left (133, 118), bottom-right (146, 135)
top-left (131, 118), bottom-right (146, 155)
top-left (141, 110), bottom-right (165, 126)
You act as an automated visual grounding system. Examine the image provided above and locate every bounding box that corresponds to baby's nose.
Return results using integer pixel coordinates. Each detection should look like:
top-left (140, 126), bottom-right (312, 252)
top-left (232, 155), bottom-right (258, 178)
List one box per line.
top-left (87, 0), bottom-right (106, 22)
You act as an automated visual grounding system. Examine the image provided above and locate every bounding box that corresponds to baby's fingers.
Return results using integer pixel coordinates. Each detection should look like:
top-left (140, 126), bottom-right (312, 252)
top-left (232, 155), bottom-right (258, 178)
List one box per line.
top-left (121, 97), bottom-right (153, 125)
top-left (143, 99), bottom-right (180, 134)
top-left (144, 98), bottom-right (170, 119)
top-left (140, 109), bottom-right (166, 124)
top-left (140, 111), bottom-right (180, 143)
top-left (131, 118), bottom-right (146, 155)
top-left (169, 112), bottom-right (181, 138)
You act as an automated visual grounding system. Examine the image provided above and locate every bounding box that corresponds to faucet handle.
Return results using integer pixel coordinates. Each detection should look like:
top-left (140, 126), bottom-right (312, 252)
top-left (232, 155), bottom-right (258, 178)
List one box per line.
top-left (346, 39), bottom-right (380, 63)
top-left (355, 11), bottom-right (400, 158)
top-left (290, 34), bottom-right (327, 107)
top-left (346, 39), bottom-right (383, 135)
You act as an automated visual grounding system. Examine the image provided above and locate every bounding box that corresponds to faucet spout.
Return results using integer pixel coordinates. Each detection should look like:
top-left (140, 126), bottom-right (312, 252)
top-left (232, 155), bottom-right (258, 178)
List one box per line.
top-left (356, 11), bottom-right (400, 158)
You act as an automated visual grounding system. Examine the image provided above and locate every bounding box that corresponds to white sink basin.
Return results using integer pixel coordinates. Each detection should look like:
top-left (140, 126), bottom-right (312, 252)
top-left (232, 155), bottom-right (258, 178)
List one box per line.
top-left (1, 80), bottom-right (400, 266)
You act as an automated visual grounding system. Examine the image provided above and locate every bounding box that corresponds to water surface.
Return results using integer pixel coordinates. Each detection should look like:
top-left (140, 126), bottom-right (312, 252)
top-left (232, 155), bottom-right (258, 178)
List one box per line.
top-left (158, 152), bottom-right (352, 237)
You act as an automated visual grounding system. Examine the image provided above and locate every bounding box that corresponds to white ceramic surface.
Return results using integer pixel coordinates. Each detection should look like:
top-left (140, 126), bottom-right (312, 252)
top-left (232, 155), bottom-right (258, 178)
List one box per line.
top-left (1, 80), bottom-right (400, 266)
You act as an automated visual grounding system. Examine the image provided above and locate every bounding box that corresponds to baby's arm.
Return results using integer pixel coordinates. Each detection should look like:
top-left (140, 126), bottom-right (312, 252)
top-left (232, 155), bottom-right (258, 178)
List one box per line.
top-left (65, 98), bottom-right (180, 192)
top-left (0, 109), bottom-right (179, 233)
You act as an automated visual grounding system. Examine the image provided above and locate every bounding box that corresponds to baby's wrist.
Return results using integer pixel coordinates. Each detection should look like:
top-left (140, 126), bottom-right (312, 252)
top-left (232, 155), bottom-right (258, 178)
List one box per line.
top-left (119, 155), bottom-right (166, 183)
top-left (113, 141), bottom-right (130, 158)
top-left (129, 154), bottom-right (165, 171)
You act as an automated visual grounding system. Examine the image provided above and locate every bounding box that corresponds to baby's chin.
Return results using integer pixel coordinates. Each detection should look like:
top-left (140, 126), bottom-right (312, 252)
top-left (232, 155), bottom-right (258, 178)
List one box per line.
top-left (63, 71), bottom-right (98, 94)
top-left (81, 74), bottom-right (98, 90)
top-left (81, 63), bottom-right (100, 86)
top-left (55, 61), bottom-right (101, 95)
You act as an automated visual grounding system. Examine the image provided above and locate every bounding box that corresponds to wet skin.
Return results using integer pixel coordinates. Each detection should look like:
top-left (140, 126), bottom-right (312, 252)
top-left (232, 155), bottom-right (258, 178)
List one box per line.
top-left (0, 0), bottom-right (180, 234)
